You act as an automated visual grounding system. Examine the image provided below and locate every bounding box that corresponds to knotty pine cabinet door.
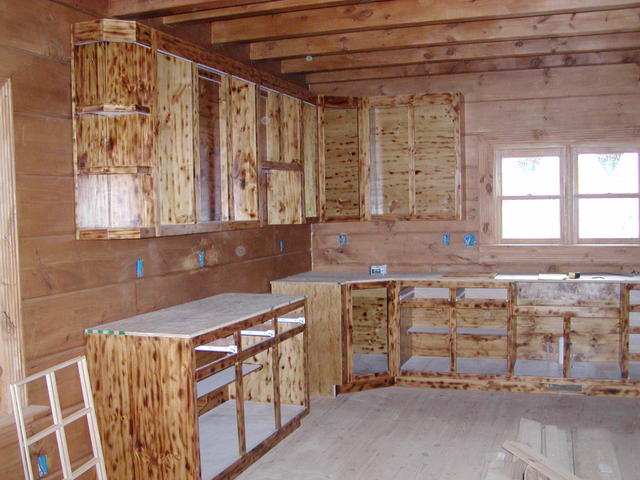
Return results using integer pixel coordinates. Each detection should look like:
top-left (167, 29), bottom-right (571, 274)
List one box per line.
top-left (318, 93), bottom-right (463, 222)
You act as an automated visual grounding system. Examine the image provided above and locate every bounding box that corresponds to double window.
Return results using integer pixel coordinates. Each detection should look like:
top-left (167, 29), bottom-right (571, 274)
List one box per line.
top-left (496, 146), bottom-right (640, 244)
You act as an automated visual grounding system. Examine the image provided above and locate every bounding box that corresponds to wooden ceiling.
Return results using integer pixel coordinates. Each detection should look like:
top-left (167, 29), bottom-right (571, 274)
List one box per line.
top-left (109, 0), bottom-right (640, 90)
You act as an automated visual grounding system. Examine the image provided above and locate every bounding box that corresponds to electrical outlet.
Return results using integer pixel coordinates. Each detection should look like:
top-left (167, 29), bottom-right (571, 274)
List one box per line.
top-left (338, 234), bottom-right (347, 247)
top-left (198, 251), bottom-right (205, 267)
top-left (279, 239), bottom-right (285, 252)
top-left (463, 234), bottom-right (477, 247)
top-left (369, 264), bottom-right (387, 275)
top-left (37, 455), bottom-right (48, 478)
top-left (136, 258), bottom-right (144, 278)
top-left (441, 233), bottom-right (450, 246)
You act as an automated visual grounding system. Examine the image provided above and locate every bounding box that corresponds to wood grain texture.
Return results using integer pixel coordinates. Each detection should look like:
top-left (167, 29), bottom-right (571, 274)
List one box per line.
top-left (0, 78), bottom-right (24, 414)
top-left (301, 102), bottom-right (318, 218)
top-left (281, 95), bottom-right (301, 164)
top-left (252, 8), bottom-right (640, 59)
top-left (228, 77), bottom-right (258, 221)
top-left (157, 52), bottom-right (196, 225)
top-left (266, 169), bottom-right (303, 225)
top-left (271, 282), bottom-right (342, 396)
top-left (322, 106), bottom-right (360, 218)
top-left (352, 287), bottom-right (388, 355)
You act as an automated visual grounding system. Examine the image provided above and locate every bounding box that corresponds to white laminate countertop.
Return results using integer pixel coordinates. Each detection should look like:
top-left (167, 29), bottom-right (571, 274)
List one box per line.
top-left (271, 271), bottom-right (640, 285)
top-left (85, 293), bottom-right (305, 339)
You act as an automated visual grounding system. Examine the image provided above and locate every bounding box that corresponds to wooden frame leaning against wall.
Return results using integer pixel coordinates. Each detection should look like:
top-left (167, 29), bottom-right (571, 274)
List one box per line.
top-left (0, 77), bottom-right (26, 415)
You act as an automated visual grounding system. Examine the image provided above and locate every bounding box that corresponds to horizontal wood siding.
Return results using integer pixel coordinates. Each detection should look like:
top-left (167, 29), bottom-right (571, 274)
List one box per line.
top-left (0, 1), bottom-right (311, 477)
top-left (312, 62), bottom-right (640, 273)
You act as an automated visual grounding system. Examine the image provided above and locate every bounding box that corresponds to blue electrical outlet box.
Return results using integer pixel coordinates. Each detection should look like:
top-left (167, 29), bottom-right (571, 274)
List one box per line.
top-left (279, 240), bottom-right (285, 252)
top-left (463, 234), bottom-right (477, 247)
top-left (198, 251), bottom-right (205, 267)
top-left (136, 258), bottom-right (144, 278)
top-left (441, 233), bottom-right (450, 246)
top-left (338, 234), bottom-right (347, 247)
top-left (37, 455), bottom-right (48, 477)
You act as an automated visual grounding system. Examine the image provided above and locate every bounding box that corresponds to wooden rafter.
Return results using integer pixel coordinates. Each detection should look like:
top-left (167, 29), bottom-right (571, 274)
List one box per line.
top-left (205, 0), bottom-right (640, 44)
top-left (305, 50), bottom-right (640, 84)
top-left (163, 0), bottom-right (372, 24)
top-left (250, 8), bottom-right (640, 59)
top-left (110, 0), bottom-right (275, 18)
top-left (281, 32), bottom-right (640, 73)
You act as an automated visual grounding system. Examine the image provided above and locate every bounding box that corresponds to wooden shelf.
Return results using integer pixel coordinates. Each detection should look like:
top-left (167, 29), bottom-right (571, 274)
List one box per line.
top-left (77, 227), bottom-right (156, 240)
top-left (407, 326), bottom-right (448, 335)
top-left (76, 104), bottom-right (150, 115)
top-left (78, 166), bottom-right (152, 175)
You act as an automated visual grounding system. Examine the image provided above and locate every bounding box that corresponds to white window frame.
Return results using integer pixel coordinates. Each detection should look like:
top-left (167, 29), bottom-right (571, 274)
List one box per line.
top-left (494, 144), bottom-right (640, 245)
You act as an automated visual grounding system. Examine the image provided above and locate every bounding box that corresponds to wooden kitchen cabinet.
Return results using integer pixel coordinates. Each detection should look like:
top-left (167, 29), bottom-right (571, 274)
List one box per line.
top-left (85, 293), bottom-right (308, 480)
top-left (273, 272), bottom-right (640, 398)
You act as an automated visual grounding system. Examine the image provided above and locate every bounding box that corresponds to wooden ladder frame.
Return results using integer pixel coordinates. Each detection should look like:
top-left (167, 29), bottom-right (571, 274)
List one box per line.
top-left (10, 356), bottom-right (107, 480)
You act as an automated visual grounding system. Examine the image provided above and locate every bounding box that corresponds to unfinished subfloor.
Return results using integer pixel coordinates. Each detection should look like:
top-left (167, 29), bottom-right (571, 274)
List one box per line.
top-left (236, 387), bottom-right (640, 480)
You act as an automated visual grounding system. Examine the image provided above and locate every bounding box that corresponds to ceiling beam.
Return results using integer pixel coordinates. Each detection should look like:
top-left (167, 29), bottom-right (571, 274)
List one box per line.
top-left (305, 50), bottom-right (640, 84)
top-left (109, 0), bottom-right (274, 18)
top-left (250, 7), bottom-right (640, 59)
top-left (206, 0), bottom-right (640, 44)
top-left (163, 0), bottom-right (372, 24)
top-left (281, 32), bottom-right (640, 73)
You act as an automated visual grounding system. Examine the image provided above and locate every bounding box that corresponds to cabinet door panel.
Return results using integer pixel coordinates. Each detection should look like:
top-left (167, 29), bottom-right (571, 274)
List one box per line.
top-left (414, 101), bottom-right (459, 218)
top-left (266, 170), bottom-right (303, 225)
top-left (157, 52), bottom-right (196, 225)
top-left (281, 95), bottom-right (301, 164)
top-left (370, 106), bottom-right (411, 216)
top-left (323, 107), bottom-right (360, 218)
top-left (229, 77), bottom-right (258, 221)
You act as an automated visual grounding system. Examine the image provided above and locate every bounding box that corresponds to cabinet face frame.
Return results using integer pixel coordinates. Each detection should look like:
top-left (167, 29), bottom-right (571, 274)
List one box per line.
top-left (341, 282), bottom-right (397, 388)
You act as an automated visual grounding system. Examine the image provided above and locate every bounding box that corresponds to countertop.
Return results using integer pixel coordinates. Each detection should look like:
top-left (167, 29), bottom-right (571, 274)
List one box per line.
top-left (271, 271), bottom-right (640, 285)
top-left (85, 293), bottom-right (306, 339)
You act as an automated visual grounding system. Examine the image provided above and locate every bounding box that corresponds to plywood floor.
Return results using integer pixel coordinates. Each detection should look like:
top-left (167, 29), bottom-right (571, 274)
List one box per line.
top-left (237, 387), bottom-right (640, 480)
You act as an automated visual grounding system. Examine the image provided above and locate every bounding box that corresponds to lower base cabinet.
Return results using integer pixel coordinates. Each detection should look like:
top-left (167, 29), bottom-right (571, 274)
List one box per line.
top-left (272, 275), bottom-right (640, 398)
top-left (85, 293), bottom-right (308, 479)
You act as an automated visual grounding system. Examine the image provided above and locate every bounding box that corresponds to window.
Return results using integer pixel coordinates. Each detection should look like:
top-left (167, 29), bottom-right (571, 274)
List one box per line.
top-left (496, 145), bottom-right (640, 244)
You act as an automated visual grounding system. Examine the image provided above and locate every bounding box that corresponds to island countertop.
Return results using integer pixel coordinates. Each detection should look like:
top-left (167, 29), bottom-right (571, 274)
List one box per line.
top-left (85, 293), bottom-right (306, 339)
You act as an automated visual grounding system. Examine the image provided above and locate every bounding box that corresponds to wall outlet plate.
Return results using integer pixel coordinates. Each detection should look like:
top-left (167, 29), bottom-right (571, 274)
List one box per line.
top-left (369, 264), bottom-right (387, 276)
top-left (198, 251), bottom-right (205, 267)
top-left (37, 455), bottom-right (48, 477)
top-left (279, 239), bottom-right (285, 252)
top-left (441, 233), bottom-right (450, 246)
top-left (338, 234), bottom-right (347, 247)
top-left (136, 258), bottom-right (144, 278)
top-left (463, 234), bottom-right (477, 247)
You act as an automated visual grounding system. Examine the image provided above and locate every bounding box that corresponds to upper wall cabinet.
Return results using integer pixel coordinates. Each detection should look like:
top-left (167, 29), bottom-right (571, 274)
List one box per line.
top-left (72, 20), bottom-right (314, 239)
top-left (319, 96), bottom-right (370, 221)
top-left (319, 93), bottom-right (463, 222)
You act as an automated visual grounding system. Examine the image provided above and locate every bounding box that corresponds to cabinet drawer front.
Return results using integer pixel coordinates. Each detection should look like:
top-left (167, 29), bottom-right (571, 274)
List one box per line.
top-left (455, 308), bottom-right (507, 330)
top-left (517, 282), bottom-right (620, 306)
top-left (516, 316), bottom-right (563, 335)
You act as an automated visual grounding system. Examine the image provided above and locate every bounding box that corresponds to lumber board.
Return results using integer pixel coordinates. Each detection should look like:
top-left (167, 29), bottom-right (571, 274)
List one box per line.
top-left (209, 0), bottom-right (640, 44)
top-left (157, 52), bottom-right (196, 225)
top-left (352, 288), bottom-right (388, 355)
top-left (301, 102), bottom-right (318, 217)
top-left (572, 429), bottom-right (623, 480)
top-left (281, 95), bottom-right (301, 164)
top-left (283, 32), bottom-right (640, 73)
top-left (251, 8), bottom-right (640, 59)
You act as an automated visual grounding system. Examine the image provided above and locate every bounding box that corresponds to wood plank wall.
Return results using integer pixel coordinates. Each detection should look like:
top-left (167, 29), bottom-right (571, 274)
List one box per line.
top-left (0, 1), bottom-right (310, 476)
top-left (311, 62), bottom-right (640, 274)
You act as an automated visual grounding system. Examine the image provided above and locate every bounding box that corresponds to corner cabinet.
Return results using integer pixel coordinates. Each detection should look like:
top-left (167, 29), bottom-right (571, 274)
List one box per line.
top-left (72, 20), bottom-right (315, 239)
top-left (85, 293), bottom-right (309, 480)
top-left (319, 93), bottom-right (463, 222)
